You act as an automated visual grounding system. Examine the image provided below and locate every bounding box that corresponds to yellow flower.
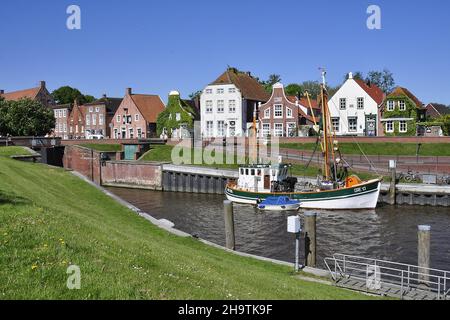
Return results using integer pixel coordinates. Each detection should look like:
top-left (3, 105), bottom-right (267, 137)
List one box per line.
top-left (31, 265), bottom-right (38, 270)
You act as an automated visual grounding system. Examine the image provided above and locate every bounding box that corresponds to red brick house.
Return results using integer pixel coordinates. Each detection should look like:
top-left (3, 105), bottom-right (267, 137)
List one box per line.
top-left (258, 83), bottom-right (317, 137)
top-left (81, 95), bottom-right (123, 138)
top-left (111, 88), bottom-right (165, 139)
top-left (67, 99), bottom-right (86, 139)
top-left (425, 103), bottom-right (450, 119)
top-left (0, 81), bottom-right (54, 108)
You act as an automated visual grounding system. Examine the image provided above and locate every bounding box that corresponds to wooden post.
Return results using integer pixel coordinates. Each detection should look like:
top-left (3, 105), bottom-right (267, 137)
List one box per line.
top-left (389, 160), bottom-right (396, 205)
top-left (418, 225), bottom-right (431, 285)
top-left (304, 212), bottom-right (317, 267)
top-left (223, 200), bottom-right (235, 250)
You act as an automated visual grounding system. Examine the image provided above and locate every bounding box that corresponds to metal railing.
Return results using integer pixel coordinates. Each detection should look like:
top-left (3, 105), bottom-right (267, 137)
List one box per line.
top-left (324, 253), bottom-right (450, 300)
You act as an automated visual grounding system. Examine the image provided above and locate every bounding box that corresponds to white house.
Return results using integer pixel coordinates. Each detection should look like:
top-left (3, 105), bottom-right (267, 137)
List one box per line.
top-left (200, 67), bottom-right (269, 138)
top-left (328, 72), bottom-right (385, 136)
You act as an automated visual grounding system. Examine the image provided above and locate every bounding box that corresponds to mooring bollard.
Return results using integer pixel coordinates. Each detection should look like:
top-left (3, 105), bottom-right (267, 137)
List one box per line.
top-left (304, 212), bottom-right (317, 268)
top-left (418, 225), bottom-right (431, 285)
top-left (389, 160), bottom-right (397, 205)
top-left (223, 200), bottom-right (235, 250)
top-left (287, 215), bottom-right (302, 272)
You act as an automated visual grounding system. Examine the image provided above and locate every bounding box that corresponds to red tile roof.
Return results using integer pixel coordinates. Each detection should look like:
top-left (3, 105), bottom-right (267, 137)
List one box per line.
top-left (130, 94), bottom-right (165, 123)
top-left (211, 68), bottom-right (270, 102)
top-left (0, 87), bottom-right (41, 101)
top-left (387, 87), bottom-right (424, 109)
top-left (354, 79), bottom-right (385, 105)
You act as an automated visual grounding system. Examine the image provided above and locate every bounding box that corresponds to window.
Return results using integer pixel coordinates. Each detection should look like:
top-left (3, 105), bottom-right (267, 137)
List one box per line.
top-left (99, 114), bottom-right (104, 125)
top-left (387, 100), bottom-right (395, 111)
top-left (357, 97), bottom-right (364, 109)
top-left (135, 114), bottom-right (139, 121)
top-left (217, 121), bottom-right (225, 137)
top-left (63, 110), bottom-right (67, 117)
top-left (228, 100), bottom-right (236, 113)
top-left (129, 128), bottom-right (134, 139)
top-left (399, 121), bottom-right (407, 133)
top-left (205, 89), bottom-right (212, 94)
top-left (340, 98), bottom-right (347, 110)
top-left (89, 107), bottom-right (93, 113)
top-left (286, 107), bottom-right (293, 118)
top-left (75, 125), bottom-right (79, 133)
top-left (274, 123), bottom-right (284, 137)
top-left (92, 114), bottom-right (97, 125)
top-left (116, 115), bottom-right (121, 123)
top-left (95, 107), bottom-right (100, 113)
top-left (332, 117), bottom-right (340, 132)
top-left (274, 104), bottom-right (283, 118)
top-left (399, 100), bottom-right (406, 111)
top-left (262, 123), bottom-right (270, 137)
top-left (206, 100), bottom-right (213, 113)
top-left (86, 115), bottom-right (90, 126)
top-left (114, 129), bottom-right (118, 139)
top-left (287, 123), bottom-right (296, 137)
top-left (217, 100), bottom-right (224, 113)
top-left (386, 121), bottom-right (394, 133)
top-left (54, 110), bottom-right (58, 118)
top-left (228, 88), bottom-right (236, 93)
top-left (63, 123), bottom-right (67, 133)
top-left (206, 121), bottom-right (213, 137)
top-left (137, 128), bottom-right (142, 138)
top-left (348, 117), bottom-right (357, 132)
top-left (70, 126), bottom-right (73, 133)
top-left (217, 88), bottom-right (224, 94)
top-left (264, 109), bottom-right (270, 119)
top-left (175, 113), bottom-right (181, 121)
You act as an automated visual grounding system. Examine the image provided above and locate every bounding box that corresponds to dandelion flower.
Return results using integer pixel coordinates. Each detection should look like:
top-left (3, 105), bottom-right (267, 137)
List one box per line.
top-left (31, 265), bottom-right (38, 270)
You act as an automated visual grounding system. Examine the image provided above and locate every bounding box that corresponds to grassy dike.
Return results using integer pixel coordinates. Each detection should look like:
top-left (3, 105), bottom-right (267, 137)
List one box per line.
top-left (0, 147), bottom-right (375, 300)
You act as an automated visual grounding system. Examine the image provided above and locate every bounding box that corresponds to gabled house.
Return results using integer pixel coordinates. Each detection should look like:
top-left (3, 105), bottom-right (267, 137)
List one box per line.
top-left (53, 103), bottom-right (71, 139)
top-left (200, 67), bottom-right (269, 137)
top-left (67, 99), bottom-right (86, 139)
top-left (380, 87), bottom-right (426, 136)
top-left (425, 103), bottom-right (450, 119)
top-left (0, 81), bottom-right (54, 108)
top-left (258, 83), bottom-right (317, 137)
top-left (82, 95), bottom-right (123, 138)
top-left (328, 73), bottom-right (385, 136)
top-left (157, 91), bottom-right (199, 139)
top-left (111, 88), bottom-right (165, 139)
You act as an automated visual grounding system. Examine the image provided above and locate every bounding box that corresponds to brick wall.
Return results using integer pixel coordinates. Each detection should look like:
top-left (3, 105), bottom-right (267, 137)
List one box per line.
top-left (63, 145), bottom-right (101, 184)
top-left (101, 161), bottom-right (162, 190)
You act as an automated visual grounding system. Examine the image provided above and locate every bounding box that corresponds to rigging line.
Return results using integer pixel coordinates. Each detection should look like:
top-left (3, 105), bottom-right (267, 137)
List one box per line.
top-left (327, 98), bottom-right (381, 175)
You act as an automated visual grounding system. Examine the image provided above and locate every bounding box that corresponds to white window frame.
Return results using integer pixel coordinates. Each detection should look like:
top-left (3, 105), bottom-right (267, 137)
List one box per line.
top-left (217, 100), bottom-right (224, 113)
top-left (95, 107), bottom-right (100, 112)
top-left (216, 88), bottom-right (224, 94)
top-left (386, 121), bottom-right (394, 133)
top-left (86, 115), bottom-right (90, 126)
top-left (63, 110), bottom-right (67, 117)
top-left (387, 100), bottom-right (395, 111)
top-left (262, 123), bottom-right (270, 137)
top-left (129, 128), bottom-right (134, 139)
top-left (116, 115), bottom-right (121, 123)
top-left (286, 107), bottom-right (293, 118)
top-left (340, 98), bottom-right (347, 110)
top-left (92, 114), bottom-right (97, 125)
top-left (205, 88), bottom-right (212, 94)
top-left (99, 114), bottom-right (104, 125)
top-left (287, 122), bottom-right (296, 137)
top-left (264, 109), bottom-right (270, 119)
top-left (357, 97), bottom-right (364, 109)
top-left (217, 120), bottom-right (225, 137)
top-left (274, 104), bottom-right (283, 118)
top-left (331, 117), bottom-right (340, 132)
top-left (205, 100), bottom-right (213, 113)
top-left (89, 107), bottom-right (93, 113)
top-left (228, 100), bottom-right (236, 113)
top-left (228, 88), bottom-right (236, 93)
top-left (399, 121), bottom-right (407, 133)
top-left (274, 123), bottom-right (284, 137)
top-left (399, 100), bottom-right (406, 111)
top-left (135, 114), bottom-right (139, 122)
top-left (206, 121), bottom-right (213, 137)
top-left (348, 117), bottom-right (357, 132)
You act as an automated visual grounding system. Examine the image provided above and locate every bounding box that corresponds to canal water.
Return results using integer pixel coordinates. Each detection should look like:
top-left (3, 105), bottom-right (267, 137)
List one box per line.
top-left (107, 188), bottom-right (450, 270)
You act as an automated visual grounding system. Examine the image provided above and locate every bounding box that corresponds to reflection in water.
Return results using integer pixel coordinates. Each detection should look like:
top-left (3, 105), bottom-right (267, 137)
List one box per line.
top-left (107, 188), bottom-right (450, 270)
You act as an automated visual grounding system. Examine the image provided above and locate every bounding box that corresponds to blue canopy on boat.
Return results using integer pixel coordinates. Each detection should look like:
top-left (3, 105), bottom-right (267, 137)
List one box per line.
top-left (259, 197), bottom-right (300, 206)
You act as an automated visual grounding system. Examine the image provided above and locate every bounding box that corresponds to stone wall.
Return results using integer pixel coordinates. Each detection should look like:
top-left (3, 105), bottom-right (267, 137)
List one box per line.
top-left (101, 161), bottom-right (163, 190)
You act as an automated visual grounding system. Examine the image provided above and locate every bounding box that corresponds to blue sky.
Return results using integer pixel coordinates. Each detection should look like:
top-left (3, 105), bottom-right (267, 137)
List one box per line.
top-left (1, 0), bottom-right (450, 104)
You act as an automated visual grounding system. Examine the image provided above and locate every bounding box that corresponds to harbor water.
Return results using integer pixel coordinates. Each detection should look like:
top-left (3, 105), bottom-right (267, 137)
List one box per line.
top-left (107, 187), bottom-right (450, 270)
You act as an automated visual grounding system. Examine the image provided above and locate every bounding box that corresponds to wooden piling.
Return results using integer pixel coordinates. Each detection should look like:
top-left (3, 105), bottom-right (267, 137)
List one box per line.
top-left (304, 212), bottom-right (317, 267)
top-left (418, 225), bottom-right (431, 285)
top-left (223, 200), bottom-right (235, 250)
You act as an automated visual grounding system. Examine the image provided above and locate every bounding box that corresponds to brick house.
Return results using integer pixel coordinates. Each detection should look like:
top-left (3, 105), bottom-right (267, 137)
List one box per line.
top-left (82, 95), bottom-right (123, 138)
top-left (379, 87), bottom-right (426, 136)
top-left (200, 67), bottom-right (269, 137)
top-left (53, 103), bottom-right (71, 139)
top-left (0, 81), bottom-right (54, 108)
top-left (425, 103), bottom-right (450, 119)
top-left (67, 99), bottom-right (86, 139)
top-left (111, 88), bottom-right (165, 139)
top-left (258, 83), bottom-right (317, 137)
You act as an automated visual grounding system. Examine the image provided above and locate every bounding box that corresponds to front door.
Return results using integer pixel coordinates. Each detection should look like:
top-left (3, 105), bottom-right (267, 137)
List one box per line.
top-left (264, 175), bottom-right (270, 189)
top-left (365, 116), bottom-right (377, 136)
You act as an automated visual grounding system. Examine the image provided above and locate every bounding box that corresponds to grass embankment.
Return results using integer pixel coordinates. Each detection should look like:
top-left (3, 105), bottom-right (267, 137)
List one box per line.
top-left (280, 143), bottom-right (450, 157)
top-left (140, 145), bottom-right (382, 181)
top-left (0, 146), bottom-right (373, 299)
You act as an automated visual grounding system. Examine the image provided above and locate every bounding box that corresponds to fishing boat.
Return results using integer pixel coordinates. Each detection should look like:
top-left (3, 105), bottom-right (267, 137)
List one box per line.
top-left (225, 70), bottom-right (382, 210)
top-left (257, 197), bottom-right (301, 211)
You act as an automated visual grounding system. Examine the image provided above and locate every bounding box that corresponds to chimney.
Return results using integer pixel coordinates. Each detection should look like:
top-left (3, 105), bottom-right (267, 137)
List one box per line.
top-left (40, 81), bottom-right (46, 88)
top-left (126, 88), bottom-right (132, 95)
top-left (348, 72), bottom-right (353, 80)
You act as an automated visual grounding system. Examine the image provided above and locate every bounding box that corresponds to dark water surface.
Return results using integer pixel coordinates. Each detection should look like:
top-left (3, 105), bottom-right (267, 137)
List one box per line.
top-left (107, 187), bottom-right (450, 270)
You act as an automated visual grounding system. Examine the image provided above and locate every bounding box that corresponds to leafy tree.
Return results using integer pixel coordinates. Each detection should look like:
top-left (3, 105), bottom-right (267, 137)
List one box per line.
top-left (0, 98), bottom-right (55, 136)
top-left (52, 86), bottom-right (95, 105)
top-left (259, 74), bottom-right (282, 93)
top-left (300, 81), bottom-right (321, 99)
top-left (366, 69), bottom-right (395, 93)
top-left (284, 83), bottom-right (303, 97)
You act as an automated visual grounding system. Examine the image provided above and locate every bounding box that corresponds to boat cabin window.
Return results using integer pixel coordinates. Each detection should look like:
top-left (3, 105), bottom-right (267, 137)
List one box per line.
top-left (251, 169), bottom-right (255, 176)
top-left (257, 169), bottom-right (261, 176)
top-left (245, 169), bottom-right (249, 175)
top-left (240, 168), bottom-right (244, 175)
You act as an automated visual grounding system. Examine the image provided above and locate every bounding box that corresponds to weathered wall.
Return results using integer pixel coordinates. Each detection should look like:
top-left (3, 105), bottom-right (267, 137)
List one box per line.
top-left (101, 161), bottom-right (162, 190)
top-left (63, 145), bottom-right (101, 184)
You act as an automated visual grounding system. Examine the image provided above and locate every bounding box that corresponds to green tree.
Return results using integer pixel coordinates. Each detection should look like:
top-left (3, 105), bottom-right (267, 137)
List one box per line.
top-left (52, 86), bottom-right (95, 104)
top-left (366, 69), bottom-right (395, 93)
top-left (260, 74), bottom-right (282, 93)
top-left (284, 83), bottom-right (303, 96)
top-left (0, 98), bottom-right (55, 136)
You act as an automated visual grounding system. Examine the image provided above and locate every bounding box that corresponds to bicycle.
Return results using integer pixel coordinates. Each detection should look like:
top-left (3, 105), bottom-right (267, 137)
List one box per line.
top-left (397, 170), bottom-right (422, 183)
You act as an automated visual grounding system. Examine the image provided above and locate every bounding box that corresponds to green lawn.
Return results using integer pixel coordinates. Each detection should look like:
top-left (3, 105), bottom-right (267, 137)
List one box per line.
top-left (280, 143), bottom-right (450, 157)
top-left (79, 143), bottom-right (122, 152)
top-left (0, 146), bottom-right (374, 300)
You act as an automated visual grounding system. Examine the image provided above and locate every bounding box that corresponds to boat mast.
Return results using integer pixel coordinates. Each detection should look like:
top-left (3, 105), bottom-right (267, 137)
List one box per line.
top-left (320, 69), bottom-right (330, 180)
top-left (249, 102), bottom-right (258, 164)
